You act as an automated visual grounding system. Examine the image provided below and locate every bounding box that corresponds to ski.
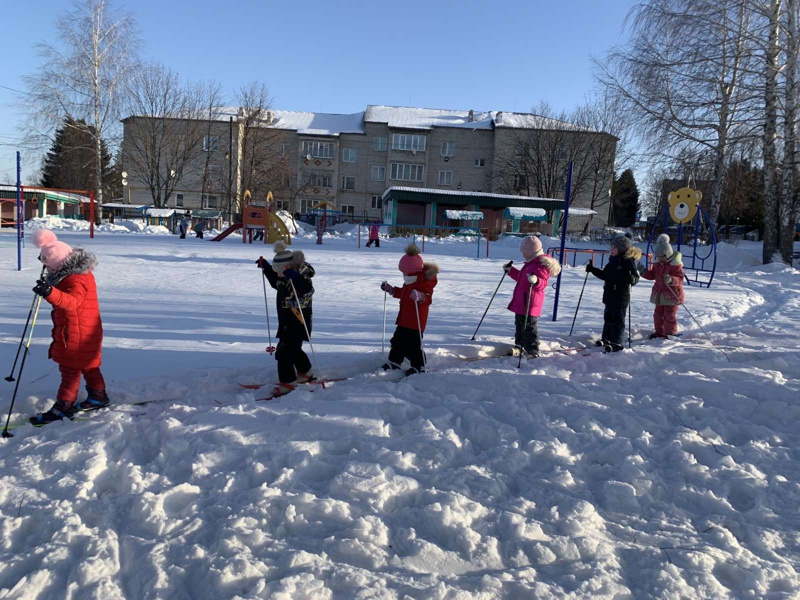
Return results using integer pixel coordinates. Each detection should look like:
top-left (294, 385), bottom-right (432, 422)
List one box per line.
top-left (6, 397), bottom-right (169, 433)
top-left (238, 377), bottom-right (347, 391)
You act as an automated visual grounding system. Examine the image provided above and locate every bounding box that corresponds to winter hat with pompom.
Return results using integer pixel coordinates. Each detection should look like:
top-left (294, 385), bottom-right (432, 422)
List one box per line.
top-left (272, 240), bottom-right (294, 269)
top-left (654, 233), bottom-right (673, 258)
top-left (398, 244), bottom-right (424, 274)
top-left (520, 235), bottom-right (543, 261)
top-left (611, 234), bottom-right (633, 254)
top-left (33, 229), bottom-right (73, 270)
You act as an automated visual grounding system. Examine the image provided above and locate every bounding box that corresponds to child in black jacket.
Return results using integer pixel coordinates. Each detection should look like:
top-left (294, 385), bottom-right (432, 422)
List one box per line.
top-left (586, 235), bottom-right (641, 352)
top-left (257, 241), bottom-right (315, 396)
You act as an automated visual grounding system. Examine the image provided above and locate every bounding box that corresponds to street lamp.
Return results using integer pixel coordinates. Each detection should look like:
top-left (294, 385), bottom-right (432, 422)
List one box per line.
top-left (121, 171), bottom-right (129, 203)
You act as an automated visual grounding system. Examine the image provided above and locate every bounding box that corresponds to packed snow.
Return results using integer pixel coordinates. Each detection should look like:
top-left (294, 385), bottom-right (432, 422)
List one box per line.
top-left (0, 226), bottom-right (799, 599)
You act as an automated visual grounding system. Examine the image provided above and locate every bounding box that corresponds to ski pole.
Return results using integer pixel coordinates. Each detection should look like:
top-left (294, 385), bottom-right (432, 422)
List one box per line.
top-left (471, 261), bottom-right (511, 340)
top-left (518, 282), bottom-right (535, 369)
top-left (628, 301), bottom-right (632, 349)
top-left (261, 271), bottom-right (275, 354)
top-left (382, 291), bottom-right (387, 354)
top-left (413, 297), bottom-right (427, 370)
top-left (569, 264), bottom-right (591, 336)
top-left (662, 279), bottom-right (730, 362)
top-left (5, 265), bottom-right (46, 382)
top-left (288, 278), bottom-right (323, 378)
top-left (2, 295), bottom-right (43, 438)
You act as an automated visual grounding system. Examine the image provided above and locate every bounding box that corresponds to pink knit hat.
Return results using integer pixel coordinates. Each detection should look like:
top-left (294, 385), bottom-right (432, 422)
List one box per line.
top-left (398, 244), bottom-right (424, 274)
top-left (33, 230), bottom-right (73, 270)
top-left (520, 235), bottom-right (543, 261)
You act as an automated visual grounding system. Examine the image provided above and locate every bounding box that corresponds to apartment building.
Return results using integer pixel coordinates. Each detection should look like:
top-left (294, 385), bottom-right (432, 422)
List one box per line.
top-left (121, 105), bottom-right (616, 228)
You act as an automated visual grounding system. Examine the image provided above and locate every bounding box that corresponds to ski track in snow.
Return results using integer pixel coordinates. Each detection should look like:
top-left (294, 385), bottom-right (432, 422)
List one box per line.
top-left (0, 230), bottom-right (799, 599)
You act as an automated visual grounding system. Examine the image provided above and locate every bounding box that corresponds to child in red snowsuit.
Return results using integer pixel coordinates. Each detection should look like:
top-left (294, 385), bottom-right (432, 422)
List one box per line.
top-left (640, 233), bottom-right (685, 338)
top-left (30, 230), bottom-right (108, 424)
top-left (380, 245), bottom-right (438, 375)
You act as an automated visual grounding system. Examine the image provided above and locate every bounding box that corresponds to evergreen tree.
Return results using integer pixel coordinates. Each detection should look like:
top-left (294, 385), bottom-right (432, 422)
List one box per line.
top-left (610, 169), bottom-right (640, 226)
top-left (40, 117), bottom-right (112, 193)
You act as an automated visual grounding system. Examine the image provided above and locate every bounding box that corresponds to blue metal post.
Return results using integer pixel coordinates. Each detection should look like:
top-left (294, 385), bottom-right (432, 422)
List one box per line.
top-left (16, 152), bottom-right (22, 272)
top-left (551, 162), bottom-right (573, 322)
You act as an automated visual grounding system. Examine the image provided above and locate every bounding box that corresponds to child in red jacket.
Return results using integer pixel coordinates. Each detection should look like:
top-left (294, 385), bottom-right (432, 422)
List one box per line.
top-left (30, 230), bottom-right (108, 424)
top-left (380, 245), bottom-right (438, 375)
top-left (639, 233), bottom-right (685, 338)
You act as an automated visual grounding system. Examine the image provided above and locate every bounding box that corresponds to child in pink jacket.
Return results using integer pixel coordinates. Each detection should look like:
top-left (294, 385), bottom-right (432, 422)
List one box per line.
top-left (639, 233), bottom-right (685, 338)
top-left (505, 235), bottom-right (561, 358)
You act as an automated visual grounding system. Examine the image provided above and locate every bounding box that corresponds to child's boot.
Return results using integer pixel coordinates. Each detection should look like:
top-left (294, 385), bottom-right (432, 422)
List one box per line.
top-left (79, 387), bottom-right (110, 411)
top-left (296, 372), bottom-right (315, 384)
top-left (271, 382), bottom-right (296, 397)
top-left (30, 400), bottom-right (77, 424)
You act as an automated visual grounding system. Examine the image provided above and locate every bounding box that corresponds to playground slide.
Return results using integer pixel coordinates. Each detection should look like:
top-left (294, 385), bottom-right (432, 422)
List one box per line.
top-left (210, 223), bottom-right (242, 242)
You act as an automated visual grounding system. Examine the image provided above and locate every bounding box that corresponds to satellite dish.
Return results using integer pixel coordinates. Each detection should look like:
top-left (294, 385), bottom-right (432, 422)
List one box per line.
top-left (306, 154), bottom-right (312, 161)
top-left (121, 178), bottom-right (128, 186)
top-left (121, 171), bottom-right (128, 178)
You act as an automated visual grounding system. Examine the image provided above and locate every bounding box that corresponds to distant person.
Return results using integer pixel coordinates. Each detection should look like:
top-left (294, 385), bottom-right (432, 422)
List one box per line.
top-left (194, 221), bottom-right (204, 239)
top-left (366, 224), bottom-right (381, 248)
top-left (253, 229), bottom-right (264, 241)
top-left (178, 215), bottom-right (189, 239)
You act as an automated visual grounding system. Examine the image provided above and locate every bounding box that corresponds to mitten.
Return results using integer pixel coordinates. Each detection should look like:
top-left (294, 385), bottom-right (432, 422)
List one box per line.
top-left (256, 257), bottom-right (268, 269)
top-left (503, 261), bottom-right (513, 273)
top-left (380, 281), bottom-right (394, 294)
top-left (283, 269), bottom-right (299, 280)
top-left (527, 274), bottom-right (538, 285)
top-left (32, 280), bottom-right (52, 298)
top-left (663, 273), bottom-right (673, 284)
top-left (410, 290), bottom-right (425, 303)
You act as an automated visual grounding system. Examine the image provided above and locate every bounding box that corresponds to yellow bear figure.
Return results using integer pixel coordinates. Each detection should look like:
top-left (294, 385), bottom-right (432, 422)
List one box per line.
top-left (667, 187), bottom-right (702, 224)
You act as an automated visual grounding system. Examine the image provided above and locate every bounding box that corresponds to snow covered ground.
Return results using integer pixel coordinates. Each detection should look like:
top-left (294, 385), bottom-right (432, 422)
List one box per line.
top-left (0, 227), bottom-right (799, 599)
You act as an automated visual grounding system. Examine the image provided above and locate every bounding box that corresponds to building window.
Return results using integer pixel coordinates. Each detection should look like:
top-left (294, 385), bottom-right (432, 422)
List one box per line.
top-left (342, 148), bottom-right (357, 163)
top-left (202, 194), bottom-right (218, 209)
top-left (300, 199), bottom-right (317, 213)
top-left (513, 174), bottom-right (528, 189)
top-left (341, 176), bottom-right (355, 191)
top-left (441, 141), bottom-right (455, 157)
top-left (373, 136), bottom-right (388, 151)
top-left (371, 165), bottom-right (386, 181)
top-left (207, 165), bottom-right (218, 177)
top-left (438, 170), bottom-right (453, 186)
top-left (276, 200), bottom-right (289, 211)
top-left (175, 193), bottom-right (184, 207)
top-left (371, 195), bottom-right (383, 209)
top-left (281, 143), bottom-right (290, 158)
top-left (310, 172), bottom-right (332, 188)
top-left (340, 204), bottom-right (355, 215)
top-left (302, 141), bottom-right (334, 159)
top-left (391, 163), bottom-right (424, 182)
top-left (474, 158), bottom-right (486, 167)
top-left (392, 134), bottom-right (426, 152)
top-left (203, 136), bottom-right (220, 151)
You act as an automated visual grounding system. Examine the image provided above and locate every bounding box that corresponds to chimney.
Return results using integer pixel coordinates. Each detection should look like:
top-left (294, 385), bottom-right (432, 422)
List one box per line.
top-left (496, 111), bottom-right (503, 124)
top-left (265, 110), bottom-right (275, 125)
top-left (468, 109), bottom-right (474, 122)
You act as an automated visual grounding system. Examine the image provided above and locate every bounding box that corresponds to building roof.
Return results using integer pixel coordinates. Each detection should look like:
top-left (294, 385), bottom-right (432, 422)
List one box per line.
top-left (382, 186), bottom-right (565, 210)
top-left (0, 185), bottom-right (90, 204)
top-left (129, 104), bottom-right (596, 135)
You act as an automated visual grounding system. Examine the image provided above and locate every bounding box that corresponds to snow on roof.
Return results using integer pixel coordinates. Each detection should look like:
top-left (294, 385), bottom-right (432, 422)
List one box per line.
top-left (215, 107), bottom-right (365, 136)
top-left (146, 208), bottom-right (175, 217)
top-left (568, 208), bottom-right (599, 216)
top-left (101, 203), bottom-right (147, 209)
top-left (504, 207), bottom-right (547, 220)
top-left (365, 106), bottom-right (494, 130)
top-left (0, 184), bottom-right (90, 203)
top-left (382, 186), bottom-right (564, 204)
top-left (444, 210), bottom-right (484, 220)
top-left (365, 106), bottom-right (592, 132)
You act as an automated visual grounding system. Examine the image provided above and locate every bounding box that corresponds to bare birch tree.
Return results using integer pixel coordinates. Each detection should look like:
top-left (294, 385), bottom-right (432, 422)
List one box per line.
top-left (762, 0), bottom-right (784, 262)
top-left (596, 0), bottom-right (760, 228)
top-left (25, 0), bottom-right (138, 220)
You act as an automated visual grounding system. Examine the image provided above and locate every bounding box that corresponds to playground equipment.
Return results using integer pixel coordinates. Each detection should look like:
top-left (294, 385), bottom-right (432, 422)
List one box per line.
top-left (211, 191), bottom-right (291, 244)
top-left (309, 201), bottom-right (339, 245)
top-left (646, 186), bottom-right (718, 287)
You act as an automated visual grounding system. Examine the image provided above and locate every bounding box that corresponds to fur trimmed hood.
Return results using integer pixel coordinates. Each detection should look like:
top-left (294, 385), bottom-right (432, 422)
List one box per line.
top-left (45, 248), bottom-right (97, 285)
top-left (625, 246), bottom-right (643, 261)
top-left (538, 254), bottom-right (562, 276)
top-left (667, 251), bottom-right (683, 267)
top-left (422, 262), bottom-right (439, 280)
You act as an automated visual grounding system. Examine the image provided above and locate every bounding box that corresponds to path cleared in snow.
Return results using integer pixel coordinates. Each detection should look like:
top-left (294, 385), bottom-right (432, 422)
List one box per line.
top-left (0, 230), bottom-right (799, 599)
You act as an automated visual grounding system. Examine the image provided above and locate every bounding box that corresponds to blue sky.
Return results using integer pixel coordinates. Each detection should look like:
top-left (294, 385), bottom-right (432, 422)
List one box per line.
top-left (0, 0), bottom-right (637, 182)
